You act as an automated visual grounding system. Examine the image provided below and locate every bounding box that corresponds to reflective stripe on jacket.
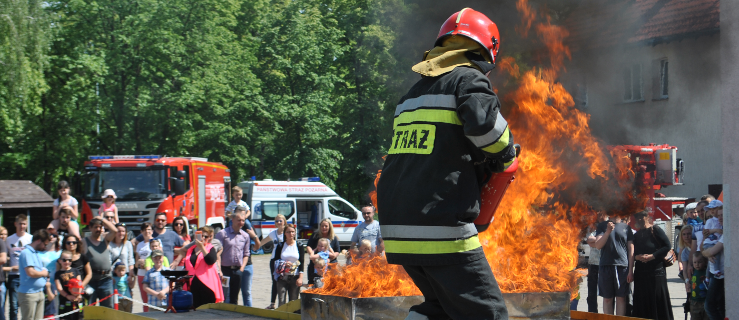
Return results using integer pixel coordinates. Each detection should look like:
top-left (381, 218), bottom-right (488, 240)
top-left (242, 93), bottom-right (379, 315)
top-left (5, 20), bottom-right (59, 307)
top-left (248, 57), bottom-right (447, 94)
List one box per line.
top-left (378, 66), bottom-right (515, 266)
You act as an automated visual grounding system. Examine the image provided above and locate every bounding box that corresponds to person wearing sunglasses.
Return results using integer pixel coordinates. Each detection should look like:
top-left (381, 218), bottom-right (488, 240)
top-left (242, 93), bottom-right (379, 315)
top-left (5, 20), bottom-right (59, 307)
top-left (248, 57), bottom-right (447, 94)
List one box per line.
top-left (185, 226), bottom-right (223, 307)
top-left (131, 212), bottom-right (184, 264)
top-left (171, 217), bottom-right (190, 271)
top-left (54, 251), bottom-right (82, 319)
top-left (59, 235), bottom-right (91, 300)
top-left (100, 189), bottom-right (119, 223)
top-left (81, 217), bottom-right (117, 308)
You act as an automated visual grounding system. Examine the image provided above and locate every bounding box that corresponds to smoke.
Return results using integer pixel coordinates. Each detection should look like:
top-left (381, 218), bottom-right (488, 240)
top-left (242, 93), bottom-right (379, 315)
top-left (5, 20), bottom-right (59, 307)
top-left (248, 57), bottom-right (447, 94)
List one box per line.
top-left (393, 0), bottom-right (720, 199)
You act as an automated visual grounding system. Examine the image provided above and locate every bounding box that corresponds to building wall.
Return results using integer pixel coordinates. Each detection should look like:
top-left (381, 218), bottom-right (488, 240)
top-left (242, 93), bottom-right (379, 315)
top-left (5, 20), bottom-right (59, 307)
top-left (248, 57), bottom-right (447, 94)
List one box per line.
top-left (567, 33), bottom-right (722, 198)
top-left (720, 0), bottom-right (738, 317)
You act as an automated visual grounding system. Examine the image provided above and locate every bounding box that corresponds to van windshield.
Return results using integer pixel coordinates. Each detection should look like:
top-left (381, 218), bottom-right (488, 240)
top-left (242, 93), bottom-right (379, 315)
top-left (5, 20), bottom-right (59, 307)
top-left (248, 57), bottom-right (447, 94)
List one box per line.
top-left (261, 201), bottom-right (294, 219)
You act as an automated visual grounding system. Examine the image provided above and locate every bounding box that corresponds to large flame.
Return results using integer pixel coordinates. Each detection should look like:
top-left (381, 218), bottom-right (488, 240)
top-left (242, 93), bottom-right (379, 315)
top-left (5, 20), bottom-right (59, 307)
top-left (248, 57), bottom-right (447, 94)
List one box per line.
top-left (310, 0), bottom-right (643, 299)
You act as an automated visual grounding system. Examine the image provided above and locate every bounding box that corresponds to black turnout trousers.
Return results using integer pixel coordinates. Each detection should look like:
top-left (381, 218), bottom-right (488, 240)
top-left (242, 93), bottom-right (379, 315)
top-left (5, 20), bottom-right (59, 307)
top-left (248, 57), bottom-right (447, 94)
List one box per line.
top-left (402, 257), bottom-right (508, 320)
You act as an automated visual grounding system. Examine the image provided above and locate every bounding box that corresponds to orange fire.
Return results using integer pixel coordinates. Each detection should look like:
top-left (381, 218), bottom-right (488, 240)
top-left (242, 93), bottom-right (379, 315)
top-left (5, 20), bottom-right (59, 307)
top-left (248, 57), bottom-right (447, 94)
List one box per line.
top-left (308, 253), bottom-right (421, 297)
top-left (309, 0), bottom-right (643, 299)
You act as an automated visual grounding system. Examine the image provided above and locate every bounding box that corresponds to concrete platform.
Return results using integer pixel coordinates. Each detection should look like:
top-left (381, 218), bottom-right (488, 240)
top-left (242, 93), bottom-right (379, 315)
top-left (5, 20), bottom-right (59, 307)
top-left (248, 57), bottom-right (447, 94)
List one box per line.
top-left (134, 308), bottom-right (274, 320)
top-left (135, 303), bottom-right (300, 320)
top-left (83, 303), bottom-right (299, 320)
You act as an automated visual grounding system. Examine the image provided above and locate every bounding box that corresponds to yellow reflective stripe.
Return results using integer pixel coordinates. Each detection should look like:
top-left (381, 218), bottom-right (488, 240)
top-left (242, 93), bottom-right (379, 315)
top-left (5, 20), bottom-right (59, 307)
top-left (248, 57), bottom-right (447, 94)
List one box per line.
top-left (394, 109), bottom-right (462, 128)
top-left (384, 236), bottom-right (482, 254)
top-left (481, 126), bottom-right (510, 154)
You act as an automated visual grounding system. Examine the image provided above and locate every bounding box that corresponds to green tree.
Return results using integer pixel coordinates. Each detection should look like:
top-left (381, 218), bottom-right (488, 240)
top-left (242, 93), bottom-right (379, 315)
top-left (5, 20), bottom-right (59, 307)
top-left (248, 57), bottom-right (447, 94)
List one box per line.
top-left (48, 0), bottom-right (263, 182)
top-left (249, 0), bottom-right (348, 188)
top-left (330, 0), bottom-right (410, 204)
top-left (0, 0), bottom-right (52, 183)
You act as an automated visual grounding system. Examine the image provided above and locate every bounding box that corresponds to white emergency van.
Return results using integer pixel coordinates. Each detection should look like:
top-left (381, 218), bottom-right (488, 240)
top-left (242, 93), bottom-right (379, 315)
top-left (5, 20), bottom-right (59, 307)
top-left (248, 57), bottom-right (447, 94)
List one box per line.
top-left (238, 179), bottom-right (363, 247)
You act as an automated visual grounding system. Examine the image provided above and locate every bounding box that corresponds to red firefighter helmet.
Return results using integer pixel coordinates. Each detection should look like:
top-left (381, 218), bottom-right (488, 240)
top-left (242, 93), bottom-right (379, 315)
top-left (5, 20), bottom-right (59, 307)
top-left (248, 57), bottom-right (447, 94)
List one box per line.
top-left (436, 8), bottom-right (501, 64)
top-left (67, 278), bottom-right (84, 296)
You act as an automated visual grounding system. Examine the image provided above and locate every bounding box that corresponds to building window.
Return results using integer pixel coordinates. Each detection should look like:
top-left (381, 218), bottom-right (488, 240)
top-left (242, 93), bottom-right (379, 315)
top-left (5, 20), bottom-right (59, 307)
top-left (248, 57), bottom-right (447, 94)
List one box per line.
top-left (658, 59), bottom-right (668, 98)
top-left (623, 64), bottom-right (643, 102)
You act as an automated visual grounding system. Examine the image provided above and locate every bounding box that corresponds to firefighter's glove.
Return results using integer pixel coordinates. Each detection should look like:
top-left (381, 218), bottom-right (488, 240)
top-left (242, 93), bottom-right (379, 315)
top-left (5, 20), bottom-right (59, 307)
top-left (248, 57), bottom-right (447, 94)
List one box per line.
top-left (490, 144), bottom-right (517, 173)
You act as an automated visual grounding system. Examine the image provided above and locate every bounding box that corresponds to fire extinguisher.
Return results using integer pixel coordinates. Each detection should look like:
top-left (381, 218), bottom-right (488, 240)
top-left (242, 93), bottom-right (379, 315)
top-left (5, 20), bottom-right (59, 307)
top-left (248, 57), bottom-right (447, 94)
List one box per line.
top-left (474, 145), bottom-right (520, 231)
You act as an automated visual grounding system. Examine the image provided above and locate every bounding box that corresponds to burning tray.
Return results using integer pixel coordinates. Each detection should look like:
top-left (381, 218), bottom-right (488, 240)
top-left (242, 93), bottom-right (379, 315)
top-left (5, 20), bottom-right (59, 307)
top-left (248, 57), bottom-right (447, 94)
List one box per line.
top-left (301, 291), bottom-right (570, 320)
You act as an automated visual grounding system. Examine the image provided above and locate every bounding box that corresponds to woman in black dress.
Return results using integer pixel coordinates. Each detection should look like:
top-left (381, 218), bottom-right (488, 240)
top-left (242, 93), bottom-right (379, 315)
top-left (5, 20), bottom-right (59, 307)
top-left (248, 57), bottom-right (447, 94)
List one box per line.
top-left (185, 226), bottom-right (222, 308)
top-left (305, 219), bottom-right (340, 285)
top-left (631, 211), bottom-right (674, 320)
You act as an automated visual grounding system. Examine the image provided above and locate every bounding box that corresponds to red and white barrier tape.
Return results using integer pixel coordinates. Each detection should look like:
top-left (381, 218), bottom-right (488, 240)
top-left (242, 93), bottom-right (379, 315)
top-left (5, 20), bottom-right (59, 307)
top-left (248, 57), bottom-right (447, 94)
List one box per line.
top-left (40, 292), bottom-right (115, 320)
top-left (117, 295), bottom-right (167, 311)
top-left (38, 291), bottom-right (167, 320)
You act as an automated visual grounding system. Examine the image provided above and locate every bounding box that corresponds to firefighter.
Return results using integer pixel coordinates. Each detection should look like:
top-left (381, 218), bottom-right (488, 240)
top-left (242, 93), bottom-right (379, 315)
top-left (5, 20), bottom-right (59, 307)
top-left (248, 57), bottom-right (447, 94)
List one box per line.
top-left (377, 8), bottom-right (515, 320)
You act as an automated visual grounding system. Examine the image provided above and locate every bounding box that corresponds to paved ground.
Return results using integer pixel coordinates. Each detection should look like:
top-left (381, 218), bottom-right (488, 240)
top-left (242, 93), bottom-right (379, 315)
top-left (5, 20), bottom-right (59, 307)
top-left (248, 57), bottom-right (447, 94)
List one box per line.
top-left (574, 262), bottom-right (690, 318)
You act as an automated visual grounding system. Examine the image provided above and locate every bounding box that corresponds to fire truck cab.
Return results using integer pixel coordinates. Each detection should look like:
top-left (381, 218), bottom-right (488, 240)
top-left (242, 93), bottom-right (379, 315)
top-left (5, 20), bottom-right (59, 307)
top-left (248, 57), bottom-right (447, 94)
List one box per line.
top-left (238, 179), bottom-right (362, 248)
top-left (78, 155), bottom-right (231, 233)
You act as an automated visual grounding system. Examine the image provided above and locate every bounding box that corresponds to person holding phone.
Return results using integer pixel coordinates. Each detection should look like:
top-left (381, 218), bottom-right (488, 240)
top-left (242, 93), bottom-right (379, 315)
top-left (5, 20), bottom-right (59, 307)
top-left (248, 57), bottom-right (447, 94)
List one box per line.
top-left (185, 226), bottom-right (223, 307)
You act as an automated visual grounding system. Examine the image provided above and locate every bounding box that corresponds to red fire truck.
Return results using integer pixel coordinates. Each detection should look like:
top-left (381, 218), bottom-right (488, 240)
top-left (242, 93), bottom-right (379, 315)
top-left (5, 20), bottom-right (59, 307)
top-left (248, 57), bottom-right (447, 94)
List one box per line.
top-left (608, 144), bottom-right (690, 245)
top-left (77, 155), bottom-right (231, 233)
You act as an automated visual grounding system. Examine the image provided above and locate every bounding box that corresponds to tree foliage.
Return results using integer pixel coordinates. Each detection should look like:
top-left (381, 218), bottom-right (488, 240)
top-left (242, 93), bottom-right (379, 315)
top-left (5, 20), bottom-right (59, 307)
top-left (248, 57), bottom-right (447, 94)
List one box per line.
top-left (0, 0), bottom-right (412, 205)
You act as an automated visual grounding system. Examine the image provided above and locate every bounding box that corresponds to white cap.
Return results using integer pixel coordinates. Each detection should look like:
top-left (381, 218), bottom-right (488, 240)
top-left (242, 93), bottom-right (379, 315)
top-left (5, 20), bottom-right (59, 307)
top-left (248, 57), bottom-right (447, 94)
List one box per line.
top-left (685, 202), bottom-right (697, 211)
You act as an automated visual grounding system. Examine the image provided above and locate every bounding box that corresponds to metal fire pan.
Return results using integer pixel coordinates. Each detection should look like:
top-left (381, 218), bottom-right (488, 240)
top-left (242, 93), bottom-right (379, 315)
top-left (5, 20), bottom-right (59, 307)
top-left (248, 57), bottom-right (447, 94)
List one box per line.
top-left (301, 292), bottom-right (424, 320)
top-left (504, 292), bottom-right (570, 320)
top-left (301, 292), bottom-right (570, 320)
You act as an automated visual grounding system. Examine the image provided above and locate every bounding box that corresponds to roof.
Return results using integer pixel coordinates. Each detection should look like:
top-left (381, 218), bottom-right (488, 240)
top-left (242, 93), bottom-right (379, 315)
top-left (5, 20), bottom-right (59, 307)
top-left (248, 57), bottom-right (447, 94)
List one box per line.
top-left (566, 0), bottom-right (719, 52)
top-left (0, 181), bottom-right (54, 208)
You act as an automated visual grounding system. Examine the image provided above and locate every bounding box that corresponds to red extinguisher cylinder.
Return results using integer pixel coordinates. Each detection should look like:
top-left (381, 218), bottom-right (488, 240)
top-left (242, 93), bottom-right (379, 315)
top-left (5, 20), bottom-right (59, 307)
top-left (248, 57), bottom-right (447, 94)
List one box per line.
top-left (474, 157), bottom-right (519, 229)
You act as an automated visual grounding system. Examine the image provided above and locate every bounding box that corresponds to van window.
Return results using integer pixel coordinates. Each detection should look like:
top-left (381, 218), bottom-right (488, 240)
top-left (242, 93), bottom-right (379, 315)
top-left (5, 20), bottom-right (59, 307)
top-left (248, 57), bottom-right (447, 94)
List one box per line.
top-left (262, 201), bottom-right (295, 219)
top-left (328, 199), bottom-right (356, 219)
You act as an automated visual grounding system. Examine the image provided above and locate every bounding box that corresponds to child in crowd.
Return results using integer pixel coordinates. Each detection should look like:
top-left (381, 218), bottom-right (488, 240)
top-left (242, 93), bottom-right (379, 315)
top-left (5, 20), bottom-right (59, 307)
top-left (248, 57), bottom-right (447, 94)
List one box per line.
top-left (701, 201), bottom-right (723, 277)
top-left (358, 239), bottom-right (372, 258)
top-left (690, 255), bottom-right (709, 320)
top-left (142, 250), bottom-right (170, 310)
top-left (53, 180), bottom-right (79, 221)
top-left (313, 258), bottom-right (326, 289)
top-left (684, 202), bottom-right (703, 230)
top-left (308, 238), bottom-right (331, 265)
top-left (100, 189), bottom-right (119, 223)
top-left (113, 262), bottom-right (133, 312)
top-left (225, 186), bottom-right (252, 229)
top-left (145, 239), bottom-right (170, 270)
top-left (55, 251), bottom-right (81, 320)
top-left (346, 239), bottom-right (372, 265)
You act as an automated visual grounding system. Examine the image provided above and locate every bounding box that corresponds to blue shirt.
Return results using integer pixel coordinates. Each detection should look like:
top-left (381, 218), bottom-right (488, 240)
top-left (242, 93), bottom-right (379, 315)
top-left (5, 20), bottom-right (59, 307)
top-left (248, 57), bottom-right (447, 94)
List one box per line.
top-left (142, 267), bottom-right (170, 307)
top-left (134, 230), bottom-right (184, 263)
top-left (687, 217), bottom-right (703, 240)
top-left (19, 245), bottom-right (47, 294)
top-left (38, 250), bottom-right (62, 277)
top-left (350, 221), bottom-right (382, 252)
top-left (114, 274), bottom-right (132, 298)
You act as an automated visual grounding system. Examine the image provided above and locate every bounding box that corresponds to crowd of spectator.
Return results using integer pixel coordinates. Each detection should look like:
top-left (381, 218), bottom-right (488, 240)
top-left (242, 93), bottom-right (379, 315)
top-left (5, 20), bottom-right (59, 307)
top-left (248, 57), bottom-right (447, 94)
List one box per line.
top-left (585, 194), bottom-right (727, 320)
top-left (0, 183), bottom-right (388, 319)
